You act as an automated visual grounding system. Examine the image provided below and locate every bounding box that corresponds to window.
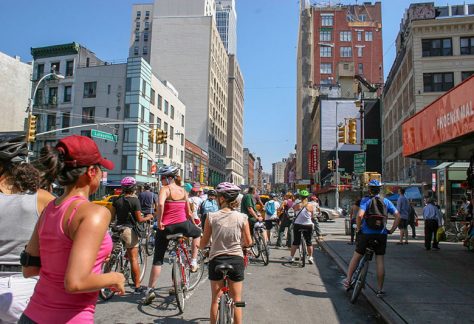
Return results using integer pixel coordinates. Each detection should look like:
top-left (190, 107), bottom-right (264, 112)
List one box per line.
top-left (460, 37), bottom-right (474, 55)
top-left (83, 82), bottom-right (97, 98)
top-left (50, 62), bottom-right (60, 74)
top-left (122, 156), bottom-right (128, 170)
top-left (170, 126), bottom-right (174, 140)
top-left (357, 31), bottom-right (362, 41)
top-left (169, 145), bottom-right (173, 159)
top-left (157, 95), bottom-right (162, 110)
top-left (82, 107), bottom-right (95, 123)
top-left (63, 86), bottom-right (72, 102)
top-left (65, 60), bottom-right (74, 76)
top-left (47, 114), bottom-right (56, 131)
top-left (126, 77), bottom-right (132, 92)
top-left (462, 71), bottom-right (474, 81)
top-left (124, 104), bottom-right (130, 118)
top-left (106, 108), bottom-right (109, 118)
top-left (347, 14), bottom-right (355, 22)
top-left (144, 21), bottom-right (149, 30)
top-left (423, 72), bottom-right (454, 92)
top-left (138, 154), bottom-right (143, 174)
top-left (164, 100), bottom-right (169, 115)
top-left (86, 58), bottom-right (90, 67)
top-left (134, 46), bottom-right (139, 56)
top-left (142, 79), bottom-right (146, 97)
top-left (143, 46), bottom-right (148, 55)
top-left (141, 105), bottom-right (145, 122)
top-left (181, 134), bottom-right (184, 146)
top-left (49, 87), bottom-right (58, 105)
top-left (422, 38), bottom-right (452, 57)
top-left (145, 10), bottom-right (150, 18)
top-left (61, 112), bottom-right (70, 133)
top-left (170, 105), bottom-right (175, 119)
top-left (143, 31), bottom-right (149, 42)
top-left (136, 21), bottom-right (140, 30)
top-left (181, 115), bottom-right (185, 127)
top-left (157, 117), bottom-right (161, 129)
top-left (34, 89), bottom-right (43, 106)
top-left (321, 14), bottom-right (333, 26)
top-left (364, 31), bottom-right (373, 41)
top-left (358, 63), bottom-right (363, 74)
top-left (320, 63), bottom-right (332, 74)
top-left (181, 150), bottom-right (184, 163)
top-left (136, 10), bottom-right (141, 18)
top-left (36, 64), bottom-right (44, 80)
top-left (150, 88), bottom-right (155, 104)
top-left (320, 30), bottom-right (332, 41)
top-left (135, 32), bottom-right (140, 42)
top-left (149, 112), bottom-right (155, 126)
top-left (340, 46), bottom-right (352, 57)
top-left (162, 142), bottom-right (167, 156)
top-left (359, 14), bottom-right (367, 22)
top-left (320, 46), bottom-right (332, 57)
top-left (123, 128), bottom-right (130, 142)
top-left (164, 122), bottom-right (168, 133)
top-left (340, 31), bottom-right (351, 42)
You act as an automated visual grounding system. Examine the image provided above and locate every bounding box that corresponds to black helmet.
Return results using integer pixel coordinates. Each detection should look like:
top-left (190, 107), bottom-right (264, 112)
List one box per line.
top-left (207, 189), bottom-right (217, 196)
top-left (0, 133), bottom-right (28, 163)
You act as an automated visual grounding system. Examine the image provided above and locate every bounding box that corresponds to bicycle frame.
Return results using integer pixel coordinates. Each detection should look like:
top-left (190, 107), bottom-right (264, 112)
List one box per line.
top-left (169, 238), bottom-right (192, 288)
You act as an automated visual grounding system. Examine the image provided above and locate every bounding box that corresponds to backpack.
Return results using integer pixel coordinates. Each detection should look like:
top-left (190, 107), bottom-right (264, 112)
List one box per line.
top-left (120, 196), bottom-right (147, 237)
top-left (364, 196), bottom-right (387, 231)
top-left (265, 201), bottom-right (275, 216)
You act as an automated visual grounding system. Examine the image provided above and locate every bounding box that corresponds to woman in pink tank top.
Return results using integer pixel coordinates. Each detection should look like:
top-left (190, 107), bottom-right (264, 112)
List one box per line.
top-left (20, 135), bottom-right (125, 324)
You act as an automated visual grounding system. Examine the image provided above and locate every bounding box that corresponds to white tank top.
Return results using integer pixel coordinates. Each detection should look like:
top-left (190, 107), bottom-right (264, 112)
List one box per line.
top-left (295, 206), bottom-right (313, 225)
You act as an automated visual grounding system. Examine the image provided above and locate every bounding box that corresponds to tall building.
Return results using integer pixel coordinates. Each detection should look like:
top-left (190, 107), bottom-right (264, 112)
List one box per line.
top-left (131, 0), bottom-right (229, 185)
top-left (296, 1), bottom-right (383, 182)
top-left (226, 55), bottom-right (244, 185)
top-left (272, 160), bottom-right (287, 185)
top-left (216, 0), bottom-right (237, 55)
top-left (254, 156), bottom-right (263, 191)
top-left (0, 52), bottom-right (32, 132)
top-left (30, 43), bottom-right (185, 187)
top-left (128, 4), bottom-right (154, 62)
top-left (383, 2), bottom-right (474, 183)
top-left (243, 148), bottom-right (255, 187)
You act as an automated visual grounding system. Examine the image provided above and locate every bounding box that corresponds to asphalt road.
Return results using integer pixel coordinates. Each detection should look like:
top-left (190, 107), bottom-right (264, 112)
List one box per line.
top-left (95, 219), bottom-right (383, 323)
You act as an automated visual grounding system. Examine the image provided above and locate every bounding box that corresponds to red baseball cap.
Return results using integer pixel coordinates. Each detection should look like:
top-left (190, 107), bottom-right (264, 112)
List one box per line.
top-left (56, 135), bottom-right (114, 170)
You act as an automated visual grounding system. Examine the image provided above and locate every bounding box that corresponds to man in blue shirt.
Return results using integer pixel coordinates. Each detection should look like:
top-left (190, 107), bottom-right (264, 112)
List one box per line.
top-left (198, 189), bottom-right (219, 226)
top-left (344, 180), bottom-right (400, 297)
top-left (422, 198), bottom-right (442, 250)
top-left (396, 188), bottom-right (410, 244)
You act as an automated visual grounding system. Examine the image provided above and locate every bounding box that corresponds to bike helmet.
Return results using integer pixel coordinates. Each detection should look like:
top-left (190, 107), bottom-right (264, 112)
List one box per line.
top-left (269, 193), bottom-right (276, 198)
top-left (207, 189), bottom-right (217, 196)
top-left (299, 190), bottom-right (310, 198)
top-left (368, 179), bottom-right (382, 187)
top-left (121, 176), bottom-right (137, 188)
top-left (0, 133), bottom-right (28, 163)
top-left (157, 165), bottom-right (179, 177)
top-left (216, 182), bottom-right (241, 200)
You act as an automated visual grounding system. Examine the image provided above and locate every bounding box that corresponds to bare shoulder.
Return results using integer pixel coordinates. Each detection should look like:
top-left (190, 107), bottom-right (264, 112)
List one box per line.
top-left (77, 201), bottom-right (111, 225)
top-left (37, 188), bottom-right (55, 203)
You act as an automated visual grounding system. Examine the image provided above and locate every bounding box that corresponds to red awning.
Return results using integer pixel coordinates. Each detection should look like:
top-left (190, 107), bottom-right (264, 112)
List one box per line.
top-left (402, 75), bottom-right (474, 160)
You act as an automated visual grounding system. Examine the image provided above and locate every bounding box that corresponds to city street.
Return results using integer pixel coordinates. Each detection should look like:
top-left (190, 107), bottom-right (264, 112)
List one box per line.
top-left (95, 219), bottom-right (382, 323)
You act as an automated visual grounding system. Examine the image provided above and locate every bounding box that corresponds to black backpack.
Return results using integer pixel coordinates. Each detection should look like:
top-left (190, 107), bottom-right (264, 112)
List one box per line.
top-left (364, 196), bottom-right (387, 230)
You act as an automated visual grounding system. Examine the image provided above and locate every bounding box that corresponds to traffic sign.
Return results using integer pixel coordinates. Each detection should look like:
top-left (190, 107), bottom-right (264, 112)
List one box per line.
top-left (157, 159), bottom-right (164, 166)
top-left (91, 129), bottom-right (117, 142)
top-left (364, 138), bottom-right (379, 145)
top-left (354, 152), bottom-right (366, 174)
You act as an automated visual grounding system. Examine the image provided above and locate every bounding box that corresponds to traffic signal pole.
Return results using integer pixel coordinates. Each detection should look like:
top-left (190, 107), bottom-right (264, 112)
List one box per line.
top-left (335, 102), bottom-right (340, 210)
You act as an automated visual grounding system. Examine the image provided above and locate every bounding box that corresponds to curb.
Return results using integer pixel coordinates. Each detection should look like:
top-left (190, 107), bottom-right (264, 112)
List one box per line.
top-left (319, 239), bottom-right (407, 324)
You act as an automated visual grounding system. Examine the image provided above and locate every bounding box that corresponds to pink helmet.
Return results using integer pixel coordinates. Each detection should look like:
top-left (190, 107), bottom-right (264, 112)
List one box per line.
top-left (216, 182), bottom-right (241, 200)
top-left (121, 176), bottom-right (136, 188)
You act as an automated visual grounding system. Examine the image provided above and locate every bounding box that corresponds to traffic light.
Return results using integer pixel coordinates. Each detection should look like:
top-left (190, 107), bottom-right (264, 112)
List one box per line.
top-left (327, 160), bottom-right (334, 171)
top-left (156, 129), bottom-right (168, 144)
top-left (348, 118), bottom-right (357, 144)
top-left (338, 124), bottom-right (347, 144)
top-left (148, 128), bottom-right (156, 143)
top-left (27, 114), bottom-right (37, 143)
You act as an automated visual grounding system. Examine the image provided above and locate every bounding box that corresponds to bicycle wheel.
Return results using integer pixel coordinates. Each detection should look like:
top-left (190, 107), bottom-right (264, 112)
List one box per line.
top-left (260, 237), bottom-right (269, 266)
top-left (350, 259), bottom-right (369, 304)
top-left (135, 243), bottom-right (148, 284)
top-left (187, 249), bottom-right (205, 291)
top-left (251, 235), bottom-right (261, 258)
top-left (99, 255), bottom-right (120, 301)
top-left (172, 260), bottom-right (186, 313)
top-left (300, 238), bottom-right (307, 268)
top-left (145, 229), bottom-right (155, 256)
top-left (218, 294), bottom-right (230, 324)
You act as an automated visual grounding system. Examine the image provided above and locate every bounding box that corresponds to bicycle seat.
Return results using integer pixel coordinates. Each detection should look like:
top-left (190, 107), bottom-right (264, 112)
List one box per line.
top-left (298, 228), bottom-right (310, 232)
top-left (166, 233), bottom-right (184, 240)
top-left (215, 263), bottom-right (234, 273)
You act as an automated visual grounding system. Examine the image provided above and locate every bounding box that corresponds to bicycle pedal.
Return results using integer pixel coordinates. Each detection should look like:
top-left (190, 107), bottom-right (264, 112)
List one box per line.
top-left (234, 301), bottom-right (246, 307)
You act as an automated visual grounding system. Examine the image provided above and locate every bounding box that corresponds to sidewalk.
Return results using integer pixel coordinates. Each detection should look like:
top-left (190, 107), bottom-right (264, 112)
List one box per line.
top-left (321, 224), bottom-right (474, 324)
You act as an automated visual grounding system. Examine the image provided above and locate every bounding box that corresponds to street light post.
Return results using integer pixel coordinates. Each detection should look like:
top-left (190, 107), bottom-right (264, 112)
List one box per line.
top-left (335, 102), bottom-right (340, 210)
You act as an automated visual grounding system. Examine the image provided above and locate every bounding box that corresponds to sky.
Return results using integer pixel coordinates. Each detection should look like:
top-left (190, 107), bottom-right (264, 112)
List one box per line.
top-left (0, 0), bottom-right (465, 173)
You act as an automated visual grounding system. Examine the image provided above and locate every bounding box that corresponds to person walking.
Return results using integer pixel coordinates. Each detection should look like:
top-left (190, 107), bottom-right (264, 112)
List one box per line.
top-left (423, 198), bottom-right (441, 250)
top-left (138, 183), bottom-right (157, 220)
top-left (276, 193), bottom-right (294, 248)
top-left (348, 199), bottom-right (361, 245)
top-left (408, 202), bottom-right (418, 239)
top-left (309, 195), bottom-right (323, 241)
top-left (200, 182), bottom-right (252, 324)
top-left (20, 135), bottom-right (125, 324)
top-left (198, 189), bottom-right (219, 226)
top-left (396, 188), bottom-right (410, 245)
top-left (0, 134), bottom-right (55, 324)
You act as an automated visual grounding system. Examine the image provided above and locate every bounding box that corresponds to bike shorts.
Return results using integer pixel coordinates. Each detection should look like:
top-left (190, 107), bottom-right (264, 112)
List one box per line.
top-left (264, 219), bottom-right (278, 230)
top-left (208, 255), bottom-right (244, 282)
top-left (355, 233), bottom-right (387, 256)
top-left (292, 223), bottom-right (313, 246)
top-left (398, 219), bottom-right (409, 229)
top-left (153, 220), bottom-right (202, 266)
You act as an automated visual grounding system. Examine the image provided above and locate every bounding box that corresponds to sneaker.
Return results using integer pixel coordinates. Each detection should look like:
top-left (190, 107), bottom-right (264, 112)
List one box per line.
top-left (376, 290), bottom-right (385, 298)
top-left (190, 260), bottom-right (199, 273)
top-left (142, 289), bottom-right (156, 305)
top-left (308, 256), bottom-right (314, 264)
top-left (134, 286), bottom-right (146, 295)
top-left (287, 256), bottom-right (295, 263)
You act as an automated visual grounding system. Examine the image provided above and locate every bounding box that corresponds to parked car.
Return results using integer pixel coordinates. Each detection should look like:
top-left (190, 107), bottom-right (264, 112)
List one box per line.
top-left (92, 195), bottom-right (119, 212)
top-left (318, 207), bottom-right (341, 222)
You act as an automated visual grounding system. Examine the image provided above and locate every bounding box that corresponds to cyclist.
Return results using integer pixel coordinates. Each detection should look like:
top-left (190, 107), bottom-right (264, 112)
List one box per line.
top-left (111, 177), bottom-right (153, 294)
top-left (344, 180), bottom-right (400, 297)
top-left (143, 165), bottom-right (201, 305)
top-left (198, 189), bottom-right (219, 226)
top-left (264, 193), bottom-right (281, 243)
top-left (21, 135), bottom-right (125, 323)
top-left (138, 183), bottom-right (158, 220)
top-left (188, 183), bottom-right (203, 226)
top-left (309, 195), bottom-right (323, 241)
top-left (200, 182), bottom-right (252, 324)
top-left (288, 190), bottom-right (315, 264)
top-left (276, 192), bottom-right (294, 248)
top-left (241, 186), bottom-right (264, 240)
top-left (0, 134), bottom-right (55, 323)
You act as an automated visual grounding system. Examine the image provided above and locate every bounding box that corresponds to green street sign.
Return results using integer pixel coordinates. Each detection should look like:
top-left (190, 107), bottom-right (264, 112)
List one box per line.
top-left (354, 152), bottom-right (366, 174)
top-left (157, 159), bottom-right (164, 165)
top-left (338, 168), bottom-right (345, 172)
top-left (91, 129), bottom-right (117, 142)
top-left (364, 138), bottom-right (379, 145)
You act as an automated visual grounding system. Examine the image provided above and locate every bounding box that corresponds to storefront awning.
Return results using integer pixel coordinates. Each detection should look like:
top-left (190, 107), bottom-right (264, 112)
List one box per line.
top-left (402, 75), bottom-right (474, 160)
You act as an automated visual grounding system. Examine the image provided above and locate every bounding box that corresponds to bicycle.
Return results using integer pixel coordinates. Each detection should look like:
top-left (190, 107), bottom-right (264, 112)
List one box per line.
top-left (346, 239), bottom-right (379, 304)
top-left (145, 221), bottom-right (156, 256)
top-left (297, 226), bottom-right (313, 268)
top-left (167, 233), bottom-right (205, 313)
top-left (250, 222), bottom-right (269, 266)
top-left (445, 220), bottom-right (465, 242)
top-left (100, 226), bottom-right (148, 300)
top-left (215, 263), bottom-right (246, 324)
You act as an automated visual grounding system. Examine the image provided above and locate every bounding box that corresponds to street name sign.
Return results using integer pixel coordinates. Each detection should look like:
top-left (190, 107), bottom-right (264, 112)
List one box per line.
top-left (91, 129), bottom-right (117, 142)
top-left (364, 138), bottom-right (379, 145)
top-left (354, 152), bottom-right (366, 174)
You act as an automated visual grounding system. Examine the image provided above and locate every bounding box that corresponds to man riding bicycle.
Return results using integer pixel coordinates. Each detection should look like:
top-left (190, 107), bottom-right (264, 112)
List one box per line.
top-left (344, 180), bottom-right (400, 297)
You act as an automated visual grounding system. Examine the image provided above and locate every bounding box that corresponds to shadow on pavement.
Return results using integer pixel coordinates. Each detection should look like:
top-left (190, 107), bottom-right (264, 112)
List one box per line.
top-left (284, 287), bottom-right (329, 298)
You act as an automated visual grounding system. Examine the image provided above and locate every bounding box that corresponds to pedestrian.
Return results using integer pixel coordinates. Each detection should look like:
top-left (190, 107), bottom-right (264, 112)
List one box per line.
top-left (0, 134), bottom-right (55, 323)
top-left (408, 201), bottom-right (418, 239)
top-left (20, 135), bottom-right (125, 323)
top-left (348, 199), bottom-right (361, 245)
top-left (276, 192), bottom-right (294, 248)
top-left (396, 188), bottom-right (410, 244)
top-left (138, 183), bottom-right (158, 220)
top-left (198, 189), bottom-right (219, 226)
top-left (422, 198), bottom-right (441, 250)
